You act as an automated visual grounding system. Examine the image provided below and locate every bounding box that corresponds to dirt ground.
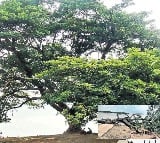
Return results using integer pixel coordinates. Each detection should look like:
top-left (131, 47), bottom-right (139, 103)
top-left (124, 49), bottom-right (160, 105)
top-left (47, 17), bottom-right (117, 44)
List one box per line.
top-left (98, 124), bottom-right (114, 137)
top-left (0, 133), bottom-right (119, 143)
top-left (98, 124), bottom-right (160, 139)
top-left (99, 124), bottom-right (131, 139)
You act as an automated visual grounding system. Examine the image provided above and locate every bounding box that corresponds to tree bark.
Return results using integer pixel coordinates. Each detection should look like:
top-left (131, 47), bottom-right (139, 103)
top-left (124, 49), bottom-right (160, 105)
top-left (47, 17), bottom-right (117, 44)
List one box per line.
top-left (101, 42), bottom-right (112, 59)
top-left (66, 124), bottom-right (82, 133)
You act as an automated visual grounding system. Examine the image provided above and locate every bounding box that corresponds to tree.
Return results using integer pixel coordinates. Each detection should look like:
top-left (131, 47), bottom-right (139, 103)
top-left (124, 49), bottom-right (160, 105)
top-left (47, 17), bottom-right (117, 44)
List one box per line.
top-left (0, 0), bottom-right (160, 132)
top-left (144, 105), bottom-right (160, 134)
top-left (0, 0), bottom-right (54, 121)
top-left (0, 0), bottom-right (70, 124)
top-left (52, 0), bottom-right (160, 58)
top-left (37, 48), bottom-right (160, 131)
top-left (0, 96), bottom-right (12, 123)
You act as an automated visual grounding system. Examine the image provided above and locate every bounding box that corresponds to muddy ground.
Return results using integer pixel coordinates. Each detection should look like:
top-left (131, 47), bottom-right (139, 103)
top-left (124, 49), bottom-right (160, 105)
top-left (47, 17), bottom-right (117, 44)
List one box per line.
top-left (1, 124), bottom-right (159, 143)
top-left (0, 133), bottom-right (119, 143)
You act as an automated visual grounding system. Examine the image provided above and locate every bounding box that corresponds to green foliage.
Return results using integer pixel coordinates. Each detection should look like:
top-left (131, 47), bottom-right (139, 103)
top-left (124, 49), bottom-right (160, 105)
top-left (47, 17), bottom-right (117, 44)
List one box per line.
top-left (0, 96), bottom-right (11, 123)
top-left (52, 0), bottom-right (160, 58)
top-left (0, 0), bottom-right (50, 122)
top-left (1, 0), bottom-right (160, 131)
top-left (37, 48), bottom-right (160, 127)
top-left (38, 48), bottom-right (160, 106)
top-left (62, 103), bottom-right (88, 131)
top-left (144, 105), bottom-right (160, 134)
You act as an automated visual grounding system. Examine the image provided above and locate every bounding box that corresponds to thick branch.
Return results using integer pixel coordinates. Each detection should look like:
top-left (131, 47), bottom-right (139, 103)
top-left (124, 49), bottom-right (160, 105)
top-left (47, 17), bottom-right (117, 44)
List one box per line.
top-left (10, 38), bottom-right (33, 77)
top-left (101, 42), bottom-right (113, 59)
top-left (4, 96), bottom-right (41, 112)
top-left (50, 102), bottom-right (69, 112)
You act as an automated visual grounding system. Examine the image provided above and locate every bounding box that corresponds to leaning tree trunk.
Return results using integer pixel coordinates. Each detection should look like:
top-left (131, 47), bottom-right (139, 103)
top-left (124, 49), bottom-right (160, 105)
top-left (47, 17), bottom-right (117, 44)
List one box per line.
top-left (66, 124), bottom-right (82, 133)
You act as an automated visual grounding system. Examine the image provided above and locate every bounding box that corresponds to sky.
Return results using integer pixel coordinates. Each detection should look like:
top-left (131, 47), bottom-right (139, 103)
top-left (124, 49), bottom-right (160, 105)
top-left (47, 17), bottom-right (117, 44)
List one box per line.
top-left (98, 105), bottom-right (148, 115)
top-left (102, 0), bottom-right (160, 29)
top-left (1, 0), bottom-right (160, 138)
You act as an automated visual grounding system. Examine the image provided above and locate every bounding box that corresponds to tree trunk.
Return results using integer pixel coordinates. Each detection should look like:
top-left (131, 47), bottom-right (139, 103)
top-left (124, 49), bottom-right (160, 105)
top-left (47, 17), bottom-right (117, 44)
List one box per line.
top-left (66, 124), bottom-right (82, 133)
top-left (101, 42), bottom-right (112, 59)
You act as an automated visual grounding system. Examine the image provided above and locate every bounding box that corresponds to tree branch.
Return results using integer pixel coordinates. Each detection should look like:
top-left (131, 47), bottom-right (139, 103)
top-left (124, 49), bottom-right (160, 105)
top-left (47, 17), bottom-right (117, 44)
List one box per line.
top-left (50, 102), bottom-right (70, 112)
top-left (4, 96), bottom-right (41, 113)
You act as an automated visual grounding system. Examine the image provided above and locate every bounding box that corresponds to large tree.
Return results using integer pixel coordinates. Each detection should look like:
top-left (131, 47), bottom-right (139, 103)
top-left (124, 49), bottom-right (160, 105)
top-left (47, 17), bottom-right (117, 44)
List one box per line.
top-left (37, 48), bottom-right (160, 131)
top-left (0, 0), bottom-right (57, 122)
top-left (53, 0), bottom-right (160, 58)
top-left (0, 0), bottom-right (160, 131)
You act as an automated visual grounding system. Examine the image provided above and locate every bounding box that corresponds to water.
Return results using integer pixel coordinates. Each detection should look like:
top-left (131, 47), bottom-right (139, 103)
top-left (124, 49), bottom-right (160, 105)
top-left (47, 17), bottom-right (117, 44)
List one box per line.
top-left (98, 105), bottom-right (148, 115)
top-left (0, 105), bottom-right (97, 137)
top-left (0, 105), bottom-right (68, 137)
top-left (98, 105), bottom-right (148, 120)
top-left (98, 112), bottom-right (130, 120)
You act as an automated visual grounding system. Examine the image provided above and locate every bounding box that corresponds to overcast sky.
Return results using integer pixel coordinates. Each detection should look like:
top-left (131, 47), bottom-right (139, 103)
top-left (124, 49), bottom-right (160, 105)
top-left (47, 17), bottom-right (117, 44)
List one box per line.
top-left (102, 0), bottom-right (160, 29)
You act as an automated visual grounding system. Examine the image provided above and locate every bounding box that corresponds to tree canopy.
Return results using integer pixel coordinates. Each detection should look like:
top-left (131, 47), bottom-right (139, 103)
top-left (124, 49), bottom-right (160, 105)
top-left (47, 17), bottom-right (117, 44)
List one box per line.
top-left (0, 0), bottom-right (160, 131)
top-left (37, 48), bottom-right (160, 130)
top-left (52, 0), bottom-right (160, 58)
